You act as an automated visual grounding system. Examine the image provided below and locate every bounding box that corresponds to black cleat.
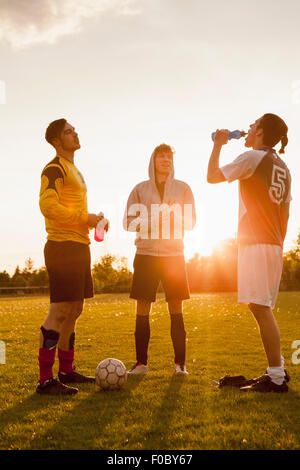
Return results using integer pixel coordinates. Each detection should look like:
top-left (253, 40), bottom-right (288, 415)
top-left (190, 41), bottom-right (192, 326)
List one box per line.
top-left (217, 369), bottom-right (290, 388)
top-left (242, 368), bottom-right (290, 387)
top-left (58, 367), bottom-right (95, 384)
top-left (36, 377), bottom-right (78, 395)
top-left (217, 375), bottom-right (248, 388)
top-left (240, 374), bottom-right (288, 393)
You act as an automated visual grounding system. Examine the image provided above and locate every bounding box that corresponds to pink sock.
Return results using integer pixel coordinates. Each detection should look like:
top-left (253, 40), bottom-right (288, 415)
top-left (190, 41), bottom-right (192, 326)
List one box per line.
top-left (58, 348), bottom-right (74, 374)
top-left (38, 348), bottom-right (56, 385)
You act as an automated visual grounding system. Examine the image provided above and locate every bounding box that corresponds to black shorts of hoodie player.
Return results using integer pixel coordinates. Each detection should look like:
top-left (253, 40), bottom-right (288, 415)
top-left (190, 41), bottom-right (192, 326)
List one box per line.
top-left (130, 254), bottom-right (190, 302)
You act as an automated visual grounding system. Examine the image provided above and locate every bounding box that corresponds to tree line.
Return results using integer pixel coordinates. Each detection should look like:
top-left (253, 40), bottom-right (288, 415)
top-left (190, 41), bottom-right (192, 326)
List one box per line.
top-left (1, 231), bottom-right (300, 294)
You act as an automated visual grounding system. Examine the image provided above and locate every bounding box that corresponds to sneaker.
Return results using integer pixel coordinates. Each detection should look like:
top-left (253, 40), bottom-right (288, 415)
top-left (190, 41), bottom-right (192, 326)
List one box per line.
top-left (128, 363), bottom-right (149, 375)
top-left (240, 374), bottom-right (288, 393)
top-left (174, 364), bottom-right (188, 376)
top-left (58, 366), bottom-right (95, 384)
top-left (36, 377), bottom-right (78, 395)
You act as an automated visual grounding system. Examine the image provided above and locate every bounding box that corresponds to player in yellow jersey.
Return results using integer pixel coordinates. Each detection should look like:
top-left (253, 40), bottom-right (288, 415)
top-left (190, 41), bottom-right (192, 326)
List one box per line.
top-left (37, 118), bottom-right (106, 395)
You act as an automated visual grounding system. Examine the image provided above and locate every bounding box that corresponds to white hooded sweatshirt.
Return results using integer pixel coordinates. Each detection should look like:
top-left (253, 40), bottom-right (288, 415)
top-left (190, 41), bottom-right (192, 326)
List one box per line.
top-left (123, 150), bottom-right (196, 256)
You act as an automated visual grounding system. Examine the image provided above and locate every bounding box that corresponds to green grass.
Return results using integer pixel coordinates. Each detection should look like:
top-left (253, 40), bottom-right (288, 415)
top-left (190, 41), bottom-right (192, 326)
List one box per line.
top-left (0, 292), bottom-right (299, 450)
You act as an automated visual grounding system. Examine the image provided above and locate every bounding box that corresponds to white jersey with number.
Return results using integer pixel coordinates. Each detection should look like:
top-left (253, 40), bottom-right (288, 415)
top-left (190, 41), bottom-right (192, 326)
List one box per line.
top-left (220, 149), bottom-right (292, 247)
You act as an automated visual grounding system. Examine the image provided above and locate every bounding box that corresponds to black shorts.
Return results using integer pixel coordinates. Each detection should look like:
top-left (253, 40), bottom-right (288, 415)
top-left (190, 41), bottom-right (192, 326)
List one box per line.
top-left (44, 240), bottom-right (94, 303)
top-left (130, 254), bottom-right (190, 302)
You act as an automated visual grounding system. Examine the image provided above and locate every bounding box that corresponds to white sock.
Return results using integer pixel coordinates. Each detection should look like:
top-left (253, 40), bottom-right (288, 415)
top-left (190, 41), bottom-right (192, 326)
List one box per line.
top-left (267, 365), bottom-right (285, 385)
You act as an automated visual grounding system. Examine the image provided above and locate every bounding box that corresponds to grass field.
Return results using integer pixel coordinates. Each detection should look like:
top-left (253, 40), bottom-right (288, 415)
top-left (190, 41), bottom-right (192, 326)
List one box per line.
top-left (0, 292), bottom-right (299, 450)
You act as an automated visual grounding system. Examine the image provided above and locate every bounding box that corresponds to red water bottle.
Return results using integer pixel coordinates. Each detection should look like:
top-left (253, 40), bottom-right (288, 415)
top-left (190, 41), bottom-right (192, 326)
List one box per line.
top-left (95, 226), bottom-right (105, 242)
top-left (94, 212), bottom-right (108, 242)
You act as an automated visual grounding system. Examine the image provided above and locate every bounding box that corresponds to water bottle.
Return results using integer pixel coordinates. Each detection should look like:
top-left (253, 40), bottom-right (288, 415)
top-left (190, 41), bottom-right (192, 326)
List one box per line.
top-left (211, 129), bottom-right (246, 142)
top-left (94, 212), bottom-right (108, 242)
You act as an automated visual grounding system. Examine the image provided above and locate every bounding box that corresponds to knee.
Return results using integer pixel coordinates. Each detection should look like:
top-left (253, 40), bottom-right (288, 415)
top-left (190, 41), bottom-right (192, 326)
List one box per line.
top-left (168, 301), bottom-right (182, 315)
top-left (66, 301), bottom-right (83, 321)
top-left (72, 301), bottom-right (84, 320)
top-left (136, 300), bottom-right (151, 316)
top-left (248, 303), bottom-right (271, 322)
top-left (50, 303), bottom-right (70, 324)
top-left (50, 302), bottom-right (82, 324)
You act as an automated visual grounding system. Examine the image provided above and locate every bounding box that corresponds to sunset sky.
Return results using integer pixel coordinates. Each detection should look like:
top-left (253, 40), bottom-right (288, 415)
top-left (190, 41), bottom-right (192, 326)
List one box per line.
top-left (1, 0), bottom-right (300, 274)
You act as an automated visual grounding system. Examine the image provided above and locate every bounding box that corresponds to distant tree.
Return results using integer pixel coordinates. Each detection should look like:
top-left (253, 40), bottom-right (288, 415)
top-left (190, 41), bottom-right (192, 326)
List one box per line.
top-left (28, 267), bottom-right (49, 287)
top-left (21, 258), bottom-right (36, 283)
top-left (10, 266), bottom-right (25, 287)
top-left (0, 271), bottom-right (11, 287)
top-left (281, 230), bottom-right (300, 290)
top-left (24, 257), bottom-right (34, 273)
top-left (11, 274), bottom-right (27, 287)
top-left (93, 255), bottom-right (132, 293)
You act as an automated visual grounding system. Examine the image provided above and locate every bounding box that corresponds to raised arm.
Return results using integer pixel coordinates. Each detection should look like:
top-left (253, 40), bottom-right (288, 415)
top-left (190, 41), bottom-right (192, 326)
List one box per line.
top-left (207, 129), bottom-right (228, 184)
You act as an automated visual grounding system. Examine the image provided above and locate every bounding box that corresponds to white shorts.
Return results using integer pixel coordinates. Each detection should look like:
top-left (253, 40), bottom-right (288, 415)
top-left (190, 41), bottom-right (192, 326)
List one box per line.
top-left (238, 244), bottom-right (283, 309)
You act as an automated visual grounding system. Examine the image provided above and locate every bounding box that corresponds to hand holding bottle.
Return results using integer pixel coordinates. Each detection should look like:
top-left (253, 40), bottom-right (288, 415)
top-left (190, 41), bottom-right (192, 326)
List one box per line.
top-left (94, 212), bottom-right (109, 242)
top-left (211, 129), bottom-right (246, 144)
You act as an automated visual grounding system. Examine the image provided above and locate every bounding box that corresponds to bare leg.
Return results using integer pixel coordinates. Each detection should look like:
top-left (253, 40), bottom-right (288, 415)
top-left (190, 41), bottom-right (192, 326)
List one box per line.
top-left (58, 301), bottom-right (83, 351)
top-left (136, 299), bottom-right (152, 316)
top-left (168, 300), bottom-right (182, 315)
top-left (40, 302), bottom-right (72, 347)
top-left (248, 303), bottom-right (281, 367)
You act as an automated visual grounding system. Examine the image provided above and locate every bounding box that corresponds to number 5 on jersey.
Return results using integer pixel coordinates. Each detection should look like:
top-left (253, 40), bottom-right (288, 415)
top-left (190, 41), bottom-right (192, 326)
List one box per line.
top-left (269, 164), bottom-right (287, 204)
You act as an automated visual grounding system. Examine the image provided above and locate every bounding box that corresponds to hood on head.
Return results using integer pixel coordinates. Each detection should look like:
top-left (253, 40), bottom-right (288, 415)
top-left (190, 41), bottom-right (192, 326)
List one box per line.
top-left (148, 148), bottom-right (175, 203)
top-left (148, 149), bottom-right (174, 183)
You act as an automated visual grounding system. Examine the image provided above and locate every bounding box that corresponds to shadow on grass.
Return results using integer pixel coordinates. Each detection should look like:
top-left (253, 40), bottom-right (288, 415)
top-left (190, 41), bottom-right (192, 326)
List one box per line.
top-left (25, 374), bottom-right (145, 449)
top-left (142, 374), bottom-right (185, 450)
top-left (0, 390), bottom-right (75, 448)
top-left (216, 384), bottom-right (300, 445)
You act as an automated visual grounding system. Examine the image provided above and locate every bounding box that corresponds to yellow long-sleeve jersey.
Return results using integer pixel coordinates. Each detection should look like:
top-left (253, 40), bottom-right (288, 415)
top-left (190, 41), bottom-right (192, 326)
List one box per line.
top-left (39, 155), bottom-right (90, 244)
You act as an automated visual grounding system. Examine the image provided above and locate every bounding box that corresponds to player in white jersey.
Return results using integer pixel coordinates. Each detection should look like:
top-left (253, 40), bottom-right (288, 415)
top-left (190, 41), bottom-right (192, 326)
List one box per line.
top-left (207, 113), bottom-right (291, 392)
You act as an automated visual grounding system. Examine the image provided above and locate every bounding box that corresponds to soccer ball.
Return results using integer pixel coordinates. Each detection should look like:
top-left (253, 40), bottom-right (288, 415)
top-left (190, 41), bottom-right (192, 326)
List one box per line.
top-left (95, 358), bottom-right (127, 390)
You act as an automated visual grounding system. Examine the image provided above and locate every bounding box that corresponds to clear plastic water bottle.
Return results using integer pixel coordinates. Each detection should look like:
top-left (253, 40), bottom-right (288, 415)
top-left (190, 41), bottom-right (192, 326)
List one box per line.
top-left (211, 129), bottom-right (246, 142)
top-left (94, 212), bottom-right (108, 242)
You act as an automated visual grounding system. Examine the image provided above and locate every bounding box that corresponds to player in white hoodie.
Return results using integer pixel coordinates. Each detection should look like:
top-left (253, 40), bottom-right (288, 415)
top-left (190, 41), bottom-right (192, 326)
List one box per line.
top-left (123, 144), bottom-right (196, 375)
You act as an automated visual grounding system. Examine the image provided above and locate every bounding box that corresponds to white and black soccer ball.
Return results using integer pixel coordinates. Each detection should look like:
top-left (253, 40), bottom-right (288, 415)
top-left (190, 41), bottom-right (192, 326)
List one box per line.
top-left (95, 358), bottom-right (127, 390)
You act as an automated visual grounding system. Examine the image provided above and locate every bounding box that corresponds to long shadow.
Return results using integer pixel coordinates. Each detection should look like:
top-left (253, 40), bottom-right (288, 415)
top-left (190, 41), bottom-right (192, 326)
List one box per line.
top-left (26, 374), bottom-right (145, 450)
top-left (215, 384), bottom-right (300, 447)
top-left (142, 375), bottom-right (185, 450)
top-left (0, 390), bottom-right (75, 448)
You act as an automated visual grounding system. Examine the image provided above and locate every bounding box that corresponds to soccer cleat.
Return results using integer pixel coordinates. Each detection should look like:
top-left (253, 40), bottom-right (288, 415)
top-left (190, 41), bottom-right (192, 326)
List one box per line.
top-left (174, 364), bottom-right (188, 376)
top-left (217, 369), bottom-right (290, 388)
top-left (36, 377), bottom-right (78, 395)
top-left (242, 368), bottom-right (290, 386)
top-left (58, 367), bottom-right (95, 384)
top-left (128, 363), bottom-right (149, 375)
top-left (240, 374), bottom-right (288, 393)
top-left (217, 375), bottom-right (248, 388)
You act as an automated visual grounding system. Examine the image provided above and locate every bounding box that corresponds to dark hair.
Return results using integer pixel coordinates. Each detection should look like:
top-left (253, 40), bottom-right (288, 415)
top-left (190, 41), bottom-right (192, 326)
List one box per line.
top-left (45, 118), bottom-right (67, 146)
top-left (258, 113), bottom-right (288, 154)
top-left (153, 143), bottom-right (175, 159)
